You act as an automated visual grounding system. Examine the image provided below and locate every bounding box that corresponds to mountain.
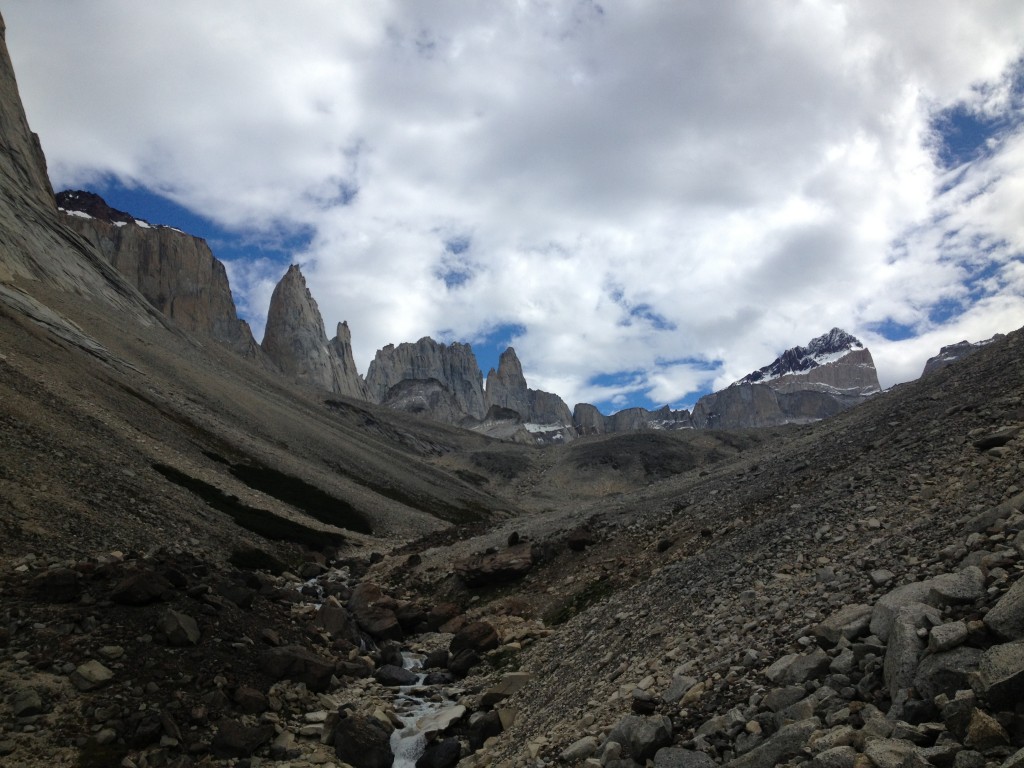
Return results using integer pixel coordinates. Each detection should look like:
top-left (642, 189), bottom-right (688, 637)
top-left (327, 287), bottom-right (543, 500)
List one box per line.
top-left (573, 403), bottom-right (694, 434)
top-left (365, 337), bottom-right (488, 421)
top-left (3, 13), bottom-right (1024, 768)
top-left (689, 328), bottom-right (880, 429)
top-left (921, 334), bottom-right (1004, 377)
top-left (484, 347), bottom-right (575, 441)
top-left (261, 264), bottom-right (369, 399)
top-left (56, 189), bottom-right (264, 360)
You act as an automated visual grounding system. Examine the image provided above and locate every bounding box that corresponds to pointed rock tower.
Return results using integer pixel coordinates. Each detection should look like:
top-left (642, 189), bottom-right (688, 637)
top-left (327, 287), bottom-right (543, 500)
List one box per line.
top-left (261, 265), bottom-right (369, 399)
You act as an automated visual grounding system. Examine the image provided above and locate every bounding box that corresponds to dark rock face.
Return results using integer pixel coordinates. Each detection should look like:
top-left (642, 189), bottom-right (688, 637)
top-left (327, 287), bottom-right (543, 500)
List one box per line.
top-left (574, 403), bottom-right (693, 435)
top-left (366, 337), bottom-right (487, 420)
top-left (690, 328), bottom-right (880, 429)
top-left (261, 265), bottom-right (369, 399)
top-left (922, 335), bottom-right (1003, 377)
top-left (454, 544), bottom-right (534, 587)
top-left (57, 190), bottom-right (264, 361)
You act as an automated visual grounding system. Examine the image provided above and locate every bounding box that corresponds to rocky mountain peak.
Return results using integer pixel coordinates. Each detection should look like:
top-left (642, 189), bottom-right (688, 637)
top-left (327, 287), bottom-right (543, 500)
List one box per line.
top-left (261, 265), bottom-right (368, 399)
top-left (737, 327), bottom-right (865, 385)
top-left (56, 189), bottom-right (136, 225)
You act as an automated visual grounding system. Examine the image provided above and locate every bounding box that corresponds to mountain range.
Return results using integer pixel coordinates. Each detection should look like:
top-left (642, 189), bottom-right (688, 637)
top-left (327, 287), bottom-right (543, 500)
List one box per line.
top-left (4, 12), bottom-right (1024, 768)
top-left (54, 189), bottom-right (885, 438)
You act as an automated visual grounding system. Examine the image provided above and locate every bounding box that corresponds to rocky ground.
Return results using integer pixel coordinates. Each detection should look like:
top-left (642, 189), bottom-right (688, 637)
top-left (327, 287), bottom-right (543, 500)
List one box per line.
top-left (1, 328), bottom-right (1022, 768)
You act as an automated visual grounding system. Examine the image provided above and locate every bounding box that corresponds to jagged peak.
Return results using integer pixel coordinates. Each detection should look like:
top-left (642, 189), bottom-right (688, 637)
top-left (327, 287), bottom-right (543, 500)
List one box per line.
top-left (736, 327), bottom-right (865, 386)
top-left (55, 189), bottom-right (169, 231)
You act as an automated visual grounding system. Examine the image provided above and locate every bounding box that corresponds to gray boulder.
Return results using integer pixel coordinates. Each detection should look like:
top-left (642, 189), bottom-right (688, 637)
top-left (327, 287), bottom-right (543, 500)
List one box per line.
top-left (984, 577), bottom-right (1024, 641)
top-left (976, 640), bottom-right (1024, 709)
top-left (913, 646), bottom-right (983, 701)
top-left (606, 714), bottom-right (673, 762)
top-left (764, 647), bottom-right (830, 685)
top-left (813, 604), bottom-right (872, 647)
top-left (725, 717), bottom-right (819, 768)
top-left (333, 713), bottom-right (394, 768)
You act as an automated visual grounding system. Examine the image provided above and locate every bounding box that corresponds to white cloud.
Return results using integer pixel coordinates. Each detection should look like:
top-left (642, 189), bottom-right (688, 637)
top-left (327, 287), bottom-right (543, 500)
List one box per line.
top-left (4, 1), bottom-right (1024, 412)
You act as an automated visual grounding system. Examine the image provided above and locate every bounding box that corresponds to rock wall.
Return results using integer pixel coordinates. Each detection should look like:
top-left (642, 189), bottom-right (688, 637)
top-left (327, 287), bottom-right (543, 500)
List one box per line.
top-left (0, 15), bottom-right (155, 320)
top-left (57, 191), bottom-right (262, 360)
top-left (261, 265), bottom-right (369, 399)
top-left (366, 338), bottom-right (487, 421)
top-left (485, 347), bottom-right (573, 429)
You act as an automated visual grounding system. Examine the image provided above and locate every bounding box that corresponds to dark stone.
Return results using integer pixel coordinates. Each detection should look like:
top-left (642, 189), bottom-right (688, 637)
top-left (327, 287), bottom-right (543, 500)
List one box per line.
top-left (450, 621), bottom-right (499, 654)
top-left (396, 602), bottom-right (427, 632)
top-left (567, 526), bottom-right (596, 551)
top-left (356, 606), bottom-right (403, 641)
top-left (217, 582), bottom-right (256, 610)
top-left (416, 737), bottom-right (461, 768)
top-left (375, 664), bottom-right (418, 687)
top-left (111, 570), bottom-right (173, 605)
top-left (507, 531), bottom-right (520, 546)
top-left (914, 647), bottom-right (983, 701)
top-left (448, 649), bottom-right (481, 678)
top-left (32, 568), bottom-right (81, 603)
top-left (606, 714), bottom-right (673, 762)
top-left (317, 603), bottom-right (356, 638)
top-left (973, 427), bottom-right (1020, 451)
top-left (261, 645), bottom-right (335, 691)
top-left (467, 710), bottom-right (503, 750)
top-left (333, 714), bottom-right (394, 768)
top-left (424, 671), bottom-right (456, 686)
top-left (424, 649), bottom-right (449, 669)
top-left (336, 659), bottom-right (373, 678)
top-left (211, 719), bottom-right (275, 758)
top-left (427, 603), bottom-right (461, 631)
top-left (233, 686), bottom-right (267, 715)
top-left (454, 544), bottom-right (533, 587)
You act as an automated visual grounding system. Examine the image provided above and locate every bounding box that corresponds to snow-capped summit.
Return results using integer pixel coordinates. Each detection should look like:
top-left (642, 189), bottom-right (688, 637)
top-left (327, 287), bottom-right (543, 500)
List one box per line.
top-left (737, 327), bottom-right (865, 385)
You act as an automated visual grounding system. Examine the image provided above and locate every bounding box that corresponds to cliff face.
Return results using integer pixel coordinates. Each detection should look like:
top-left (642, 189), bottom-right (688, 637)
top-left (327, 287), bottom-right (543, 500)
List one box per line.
top-left (573, 403), bottom-right (693, 434)
top-left (485, 347), bottom-right (573, 429)
top-left (689, 329), bottom-right (880, 429)
top-left (922, 335), bottom-right (1003, 377)
top-left (366, 338), bottom-right (487, 420)
top-left (261, 265), bottom-right (369, 399)
top-left (0, 20), bottom-right (154, 320)
top-left (56, 190), bottom-right (262, 359)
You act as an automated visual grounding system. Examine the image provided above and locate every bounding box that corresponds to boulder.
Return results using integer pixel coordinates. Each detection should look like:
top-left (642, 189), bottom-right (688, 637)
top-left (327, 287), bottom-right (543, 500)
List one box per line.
top-left (333, 713), bottom-right (394, 768)
top-left (416, 736), bottom-right (461, 768)
top-left (261, 645), bottom-right (335, 691)
top-left (913, 646), bottom-right (983, 701)
top-left (813, 604), bottom-right (872, 647)
top-left (984, 577), bottom-right (1024, 641)
top-left (110, 569), bottom-right (173, 605)
top-left (764, 647), bottom-right (830, 685)
top-left (455, 544), bottom-right (534, 587)
top-left (724, 718), bottom-right (819, 768)
top-left (211, 719), bottom-right (275, 758)
top-left (450, 621), bottom-right (500, 654)
top-left (448, 649), bottom-right (481, 678)
top-left (375, 664), bottom-right (418, 687)
top-left (976, 640), bottom-right (1024, 709)
top-left (606, 714), bottom-right (673, 762)
top-left (70, 660), bottom-right (114, 691)
top-left (31, 567), bottom-right (81, 603)
top-left (158, 609), bottom-right (200, 646)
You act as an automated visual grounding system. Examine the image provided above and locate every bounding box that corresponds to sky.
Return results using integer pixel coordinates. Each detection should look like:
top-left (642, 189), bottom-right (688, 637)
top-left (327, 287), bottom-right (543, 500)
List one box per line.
top-left (5, 1), bottom-right (1024, 414)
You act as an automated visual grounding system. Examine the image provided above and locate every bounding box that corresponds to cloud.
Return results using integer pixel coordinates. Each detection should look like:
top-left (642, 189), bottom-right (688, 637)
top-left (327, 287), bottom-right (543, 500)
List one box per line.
top-left (5, 1), bottom-right (1024, 412)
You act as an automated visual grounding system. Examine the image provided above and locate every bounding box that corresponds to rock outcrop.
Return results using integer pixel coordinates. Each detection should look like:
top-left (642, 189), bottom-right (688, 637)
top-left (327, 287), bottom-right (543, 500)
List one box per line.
top-left (261, 265), bottom-right (369, 399)
top-left (366, 338), bottom-right (487, 421)
top-left (0, 16), bottom-right (155, 320)
top-left (690, 328), bottom-right (880, 429)
top-left (922, 335), bottom-right (1003, 377)
top-left (484, 348), bottom-right (574, 432)
top-left (573, 403), bottom-right (693, 435)
top-left (56, 190), bottom-right (262, 359)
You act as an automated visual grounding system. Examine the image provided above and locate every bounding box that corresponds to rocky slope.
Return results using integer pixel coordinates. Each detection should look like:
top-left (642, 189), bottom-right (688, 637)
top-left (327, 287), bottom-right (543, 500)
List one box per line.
top-left (57, 190), bottom-right (263, 360)
top-left (261, 265), bottom-right (369, 399)
top-left (689, 329), bottom-right (880, 429)
top-left (5, 10), bottom-right (1024, 768)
